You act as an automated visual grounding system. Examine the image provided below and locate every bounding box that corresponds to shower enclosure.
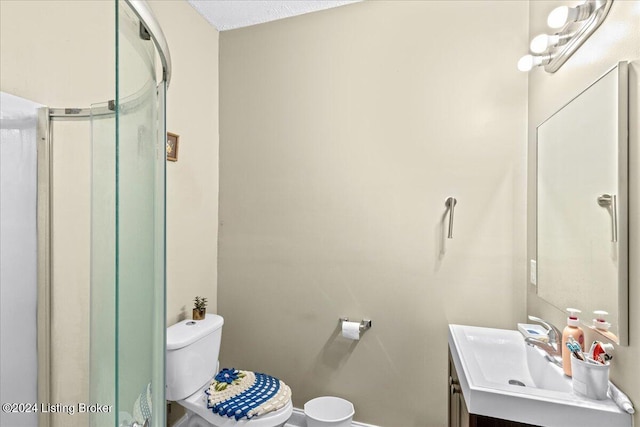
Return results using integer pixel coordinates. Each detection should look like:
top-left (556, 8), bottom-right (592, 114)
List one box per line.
top-left (0, 1), bottom-right (170, 426)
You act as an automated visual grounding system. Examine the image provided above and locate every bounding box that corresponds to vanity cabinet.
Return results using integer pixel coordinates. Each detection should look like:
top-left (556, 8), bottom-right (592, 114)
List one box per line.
top-left (448, 351), bottom-right (538, 427)
top-left (448, 349), bottom-right (470, 426)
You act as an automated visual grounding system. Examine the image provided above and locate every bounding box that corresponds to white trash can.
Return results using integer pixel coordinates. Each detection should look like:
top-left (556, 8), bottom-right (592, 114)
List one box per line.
top-left (304, 396), bottom-right (354, 427)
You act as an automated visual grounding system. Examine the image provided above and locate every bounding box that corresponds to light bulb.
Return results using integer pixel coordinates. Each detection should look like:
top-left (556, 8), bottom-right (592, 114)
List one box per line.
top-left (530, 34), bottom-right (561, 54)
top-left (517, 54), bottom-right (548, 72)
top-left (517, 55), bottom-right (535, 72)
top-left (547, 2), bottom-right (591, 29)
top-left (547, 6), bottom-right (570, 28)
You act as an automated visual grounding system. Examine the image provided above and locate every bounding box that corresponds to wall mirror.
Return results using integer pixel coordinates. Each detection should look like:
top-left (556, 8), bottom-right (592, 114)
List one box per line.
top-left (537, 61), bottom-right (628, 345)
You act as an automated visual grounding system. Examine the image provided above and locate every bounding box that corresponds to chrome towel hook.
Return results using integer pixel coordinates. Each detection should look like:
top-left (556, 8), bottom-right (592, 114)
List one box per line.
top-left (597, 193), bottom-right (618, 242)
top-left (445, 197), bottom-right (457, 239)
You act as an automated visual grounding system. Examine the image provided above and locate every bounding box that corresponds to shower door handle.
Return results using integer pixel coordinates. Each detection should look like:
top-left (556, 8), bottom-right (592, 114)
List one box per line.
top-left (597, 194), bottom-right (617, 242)
top-left (445, 197), bottom-right (457, 239)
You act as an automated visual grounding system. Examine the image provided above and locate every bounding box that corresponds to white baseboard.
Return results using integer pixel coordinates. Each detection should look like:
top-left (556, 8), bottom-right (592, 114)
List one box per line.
top-left (172, 413), bottom-right (189, 427)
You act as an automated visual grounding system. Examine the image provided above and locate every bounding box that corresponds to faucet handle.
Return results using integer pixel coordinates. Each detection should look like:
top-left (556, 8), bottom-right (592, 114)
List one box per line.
top-left (528, 315), bottom-right (550, 330)
top-left (527, 315), bottom-right (562, 344)
top-left (528, 315), bottom-right (552, 333)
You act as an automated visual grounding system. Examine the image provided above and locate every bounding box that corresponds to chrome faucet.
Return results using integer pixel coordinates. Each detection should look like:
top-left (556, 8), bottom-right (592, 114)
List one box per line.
top-left (525, 315), bottom-right (563, 366)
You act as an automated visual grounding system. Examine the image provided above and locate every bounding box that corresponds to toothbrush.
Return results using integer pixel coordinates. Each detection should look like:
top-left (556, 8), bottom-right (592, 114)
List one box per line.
top-left (566, 340), bottom-right (584, 361)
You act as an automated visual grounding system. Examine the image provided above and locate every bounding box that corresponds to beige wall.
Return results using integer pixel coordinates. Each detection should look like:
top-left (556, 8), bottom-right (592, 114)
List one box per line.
top-left (0, 0), bottom-right (218, 425)
top-left (148, 1), bottom-right (219, 327)
top-left (218, 1), bottom-right (528, 425)
top-left (526, 1), bottom-right (640, 425)
top-left (0, 1), bottom-right (115, 107)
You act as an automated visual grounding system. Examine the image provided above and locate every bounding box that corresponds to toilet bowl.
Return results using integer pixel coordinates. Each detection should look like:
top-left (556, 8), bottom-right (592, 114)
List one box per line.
top-left (167, 314), bottom-right (293, 427)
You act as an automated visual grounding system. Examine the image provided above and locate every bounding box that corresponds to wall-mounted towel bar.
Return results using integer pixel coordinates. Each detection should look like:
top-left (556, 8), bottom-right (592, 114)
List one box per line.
top-left (445, 197), bottom-right (457, 239)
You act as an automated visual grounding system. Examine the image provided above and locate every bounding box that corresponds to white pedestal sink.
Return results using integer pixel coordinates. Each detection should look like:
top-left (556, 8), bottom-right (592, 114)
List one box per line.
top-left (448, 324), bottom-right (632, 427)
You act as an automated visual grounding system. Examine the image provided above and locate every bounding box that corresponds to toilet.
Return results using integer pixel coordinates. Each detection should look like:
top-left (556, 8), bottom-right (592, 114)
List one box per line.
top-left (167, 314), bottom-right (293, 427)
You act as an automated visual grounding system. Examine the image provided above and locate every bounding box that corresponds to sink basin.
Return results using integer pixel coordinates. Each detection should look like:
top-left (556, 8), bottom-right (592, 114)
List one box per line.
top-left (449, 324), bottom-right (631, 427)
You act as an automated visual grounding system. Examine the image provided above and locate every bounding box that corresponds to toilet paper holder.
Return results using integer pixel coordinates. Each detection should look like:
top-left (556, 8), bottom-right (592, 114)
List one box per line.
top-left (339, 317), bottom-right (372, 332)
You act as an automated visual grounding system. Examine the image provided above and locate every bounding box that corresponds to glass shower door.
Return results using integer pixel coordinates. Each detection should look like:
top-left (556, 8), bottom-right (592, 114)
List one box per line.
top-left (90, 2), bottom-right (165, 426)
top-left (116, 2), bottom-right (166, 426)
top-left (90, 100), bottom-right (117, 427)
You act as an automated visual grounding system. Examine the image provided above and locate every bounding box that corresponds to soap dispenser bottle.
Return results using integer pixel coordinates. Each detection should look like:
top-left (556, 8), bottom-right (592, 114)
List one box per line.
top-left (561, 308), bottom-right (584, 377)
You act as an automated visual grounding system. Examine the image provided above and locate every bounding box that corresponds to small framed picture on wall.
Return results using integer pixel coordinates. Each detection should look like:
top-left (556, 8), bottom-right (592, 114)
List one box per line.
top-left (167, 132), bottom-right (179, 162)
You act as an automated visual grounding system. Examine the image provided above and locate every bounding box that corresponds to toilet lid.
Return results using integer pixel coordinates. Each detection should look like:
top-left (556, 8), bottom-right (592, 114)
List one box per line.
top-left (180, 382), bottom-right (293, 427)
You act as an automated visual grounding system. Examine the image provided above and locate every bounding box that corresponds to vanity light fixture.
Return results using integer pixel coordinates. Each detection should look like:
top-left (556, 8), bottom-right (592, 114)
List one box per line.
top-left (517, 0), bottom-right (612, 73)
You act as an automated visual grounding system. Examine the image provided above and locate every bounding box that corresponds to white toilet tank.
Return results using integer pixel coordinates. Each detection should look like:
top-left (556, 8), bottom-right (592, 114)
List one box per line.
top-left (166, 314), bottom-right (224, 401)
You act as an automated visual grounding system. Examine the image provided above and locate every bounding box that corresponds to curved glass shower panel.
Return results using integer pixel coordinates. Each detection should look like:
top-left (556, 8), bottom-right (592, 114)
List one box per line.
top-left (88, 2), bottom-right (166, 426)
top-left (116, 2), bottom-right (166, 426)
top-left (90, 101), bottom-right (116, 427)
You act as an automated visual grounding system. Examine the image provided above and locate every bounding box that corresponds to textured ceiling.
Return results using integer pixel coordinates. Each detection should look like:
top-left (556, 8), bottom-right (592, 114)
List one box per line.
top-left (187, 0), bottom-right (361, 31)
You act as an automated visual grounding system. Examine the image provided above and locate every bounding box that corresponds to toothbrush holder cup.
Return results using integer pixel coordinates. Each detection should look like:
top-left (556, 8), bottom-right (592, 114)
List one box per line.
top-left (571, 355), bottom-right (610, 400)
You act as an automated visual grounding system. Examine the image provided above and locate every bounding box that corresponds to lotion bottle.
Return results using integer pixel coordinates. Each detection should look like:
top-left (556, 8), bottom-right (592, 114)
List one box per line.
top-left (592, 310), bottom-right (619, 342)
top-left (561, 308), bottom-right (584, 377)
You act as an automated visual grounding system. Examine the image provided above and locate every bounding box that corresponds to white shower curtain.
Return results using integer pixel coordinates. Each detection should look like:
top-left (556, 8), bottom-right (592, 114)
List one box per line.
top-left (0, 91), bottom-right (42, 427)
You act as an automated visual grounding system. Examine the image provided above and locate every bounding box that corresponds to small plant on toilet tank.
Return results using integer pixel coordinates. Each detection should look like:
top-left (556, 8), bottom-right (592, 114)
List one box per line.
top-left (193, 296), bottom-right (207, 320)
